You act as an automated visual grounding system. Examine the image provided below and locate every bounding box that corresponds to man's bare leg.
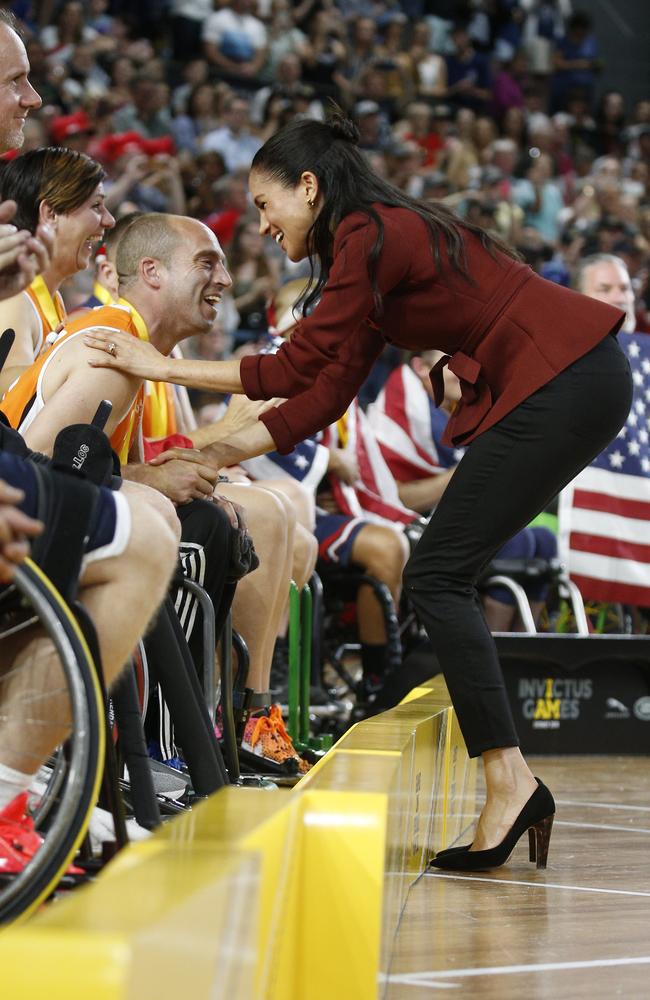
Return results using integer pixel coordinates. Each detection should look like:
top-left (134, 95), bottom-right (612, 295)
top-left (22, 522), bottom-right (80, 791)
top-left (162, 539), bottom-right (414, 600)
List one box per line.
top-left (0, 492), bottom-right (178, 788)
top-left (218, 482), bottom-right (292, 695)
top-left (351, 524), bottom-right (409, 646)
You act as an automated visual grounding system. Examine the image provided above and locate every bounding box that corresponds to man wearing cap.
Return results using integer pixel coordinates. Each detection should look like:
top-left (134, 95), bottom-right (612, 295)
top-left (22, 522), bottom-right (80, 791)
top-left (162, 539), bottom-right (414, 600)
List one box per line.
top-left (354, 100), bottom-right (390, 152)
top-left (101, 133), bottom-right (186, 216)
top-left (49, 110), bottom-right (95, 152)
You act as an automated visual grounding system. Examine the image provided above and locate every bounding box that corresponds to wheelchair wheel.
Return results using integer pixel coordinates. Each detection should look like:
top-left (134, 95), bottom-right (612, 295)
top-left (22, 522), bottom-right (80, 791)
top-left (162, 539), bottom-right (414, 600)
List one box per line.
top-left (0, 558), bottom-right (105, 925)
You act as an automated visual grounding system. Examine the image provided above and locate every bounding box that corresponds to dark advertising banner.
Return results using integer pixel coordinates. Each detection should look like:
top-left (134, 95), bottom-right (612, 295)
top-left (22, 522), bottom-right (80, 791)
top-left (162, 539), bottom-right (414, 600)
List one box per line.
top-left (495, 634), bottom-right (650, 754)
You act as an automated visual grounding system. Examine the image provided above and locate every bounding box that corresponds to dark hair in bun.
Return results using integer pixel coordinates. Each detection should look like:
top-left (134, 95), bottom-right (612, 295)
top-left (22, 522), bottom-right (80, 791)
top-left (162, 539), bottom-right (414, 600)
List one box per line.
top-left (252, 107), bottom-right (520, 316)
top-left (327, 112), bottom-right (360, 145)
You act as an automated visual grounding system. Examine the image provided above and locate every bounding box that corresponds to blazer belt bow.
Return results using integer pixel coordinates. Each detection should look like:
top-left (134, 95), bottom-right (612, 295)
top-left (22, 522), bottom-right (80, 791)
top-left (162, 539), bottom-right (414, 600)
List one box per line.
top-left (429, 351), bottom-right (493, 427)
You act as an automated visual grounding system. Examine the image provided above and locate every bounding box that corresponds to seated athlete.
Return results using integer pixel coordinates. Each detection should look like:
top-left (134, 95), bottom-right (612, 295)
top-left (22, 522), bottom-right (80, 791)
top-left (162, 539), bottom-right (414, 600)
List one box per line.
top-left (0, 211), bottom-right (314, 769)
top-left (368, 350), bottom-right (558, 630)
top-left (80, 215), bottom-right (319, 769)
top-left (0, 447), bottom-right (179, 869)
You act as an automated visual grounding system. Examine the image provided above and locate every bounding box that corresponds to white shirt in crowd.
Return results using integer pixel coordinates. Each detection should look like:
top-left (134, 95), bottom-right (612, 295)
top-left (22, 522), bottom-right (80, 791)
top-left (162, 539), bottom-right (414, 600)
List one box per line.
top-left (171, 0), bottom-right (213, 19)
top-left (201, 127), bottom-right (263, 171)
top-left (202, 8), bottom-right (267, 55)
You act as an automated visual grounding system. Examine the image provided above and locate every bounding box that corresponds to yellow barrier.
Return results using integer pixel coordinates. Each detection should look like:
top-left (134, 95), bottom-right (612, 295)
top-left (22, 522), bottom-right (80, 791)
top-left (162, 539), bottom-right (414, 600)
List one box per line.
top-left (0, 679), bottom-right (474, 999)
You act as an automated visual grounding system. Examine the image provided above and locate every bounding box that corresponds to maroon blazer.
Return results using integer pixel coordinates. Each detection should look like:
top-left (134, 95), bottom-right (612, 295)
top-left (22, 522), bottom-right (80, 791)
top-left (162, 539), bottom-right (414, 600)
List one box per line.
top-left (240, 204), bottom-right (624, 454)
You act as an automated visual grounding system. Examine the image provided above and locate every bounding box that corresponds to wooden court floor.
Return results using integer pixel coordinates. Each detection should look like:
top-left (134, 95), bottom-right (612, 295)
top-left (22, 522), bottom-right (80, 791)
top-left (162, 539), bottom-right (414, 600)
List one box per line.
top-left (384, 756), bottom-right (650, 999)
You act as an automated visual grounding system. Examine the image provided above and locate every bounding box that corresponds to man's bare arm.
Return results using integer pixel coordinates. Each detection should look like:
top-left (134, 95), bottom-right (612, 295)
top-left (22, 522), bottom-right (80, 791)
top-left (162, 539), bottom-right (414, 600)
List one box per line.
top-left (22, 338), bottom-right (141, 455)
top-left (397, 468), bottom-right (456, 514)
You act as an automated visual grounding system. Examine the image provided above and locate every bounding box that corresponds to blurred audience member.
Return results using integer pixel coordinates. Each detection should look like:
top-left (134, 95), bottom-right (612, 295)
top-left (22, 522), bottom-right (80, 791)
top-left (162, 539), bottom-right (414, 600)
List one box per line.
top-left (202, 95), bottom-right (262, 171)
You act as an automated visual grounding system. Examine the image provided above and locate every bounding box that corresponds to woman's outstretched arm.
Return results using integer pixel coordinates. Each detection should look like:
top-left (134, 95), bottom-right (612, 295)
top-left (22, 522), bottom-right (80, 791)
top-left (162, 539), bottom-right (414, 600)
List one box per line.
top-left (84, 328), bottom-right (245, 393)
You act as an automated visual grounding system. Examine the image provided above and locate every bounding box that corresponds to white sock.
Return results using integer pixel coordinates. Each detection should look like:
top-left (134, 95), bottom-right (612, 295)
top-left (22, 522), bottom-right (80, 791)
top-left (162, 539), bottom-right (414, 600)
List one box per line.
top-left (0, 762), bottom-right (34, 811)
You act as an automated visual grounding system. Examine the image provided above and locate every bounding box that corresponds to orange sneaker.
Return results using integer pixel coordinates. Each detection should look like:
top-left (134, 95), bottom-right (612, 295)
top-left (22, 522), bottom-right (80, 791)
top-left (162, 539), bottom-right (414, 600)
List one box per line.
top-left (267, 706), bottom-right (312, 774)
top-left (242, 707), bottom-right (311, 773)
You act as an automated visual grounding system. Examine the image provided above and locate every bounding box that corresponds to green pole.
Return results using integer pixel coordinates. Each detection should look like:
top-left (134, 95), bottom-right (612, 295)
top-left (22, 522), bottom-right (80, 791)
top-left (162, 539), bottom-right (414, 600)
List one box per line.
top-left (288, 581), bottom-right (300, 742)
top-left (300, 584), bottom-right (313, 745)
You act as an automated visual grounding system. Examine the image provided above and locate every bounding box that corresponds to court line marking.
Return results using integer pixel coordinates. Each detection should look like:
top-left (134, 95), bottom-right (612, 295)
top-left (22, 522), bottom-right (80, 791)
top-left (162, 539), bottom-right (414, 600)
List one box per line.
top-left (423, 872), bottom-right (650, 897)
top-left (554, 819), bottom-right (650, 835)
top-left (449, 813), bottom-right (650, 835)
top-left (383, 955), bottom-right (650, 986)
top-left (554, 799), bottom-right (650, 813)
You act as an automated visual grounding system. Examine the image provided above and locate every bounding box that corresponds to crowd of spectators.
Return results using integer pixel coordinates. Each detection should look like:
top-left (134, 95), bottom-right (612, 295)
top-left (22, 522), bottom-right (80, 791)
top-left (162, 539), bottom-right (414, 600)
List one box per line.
top-left (2, 0), bottom-right (647, 364)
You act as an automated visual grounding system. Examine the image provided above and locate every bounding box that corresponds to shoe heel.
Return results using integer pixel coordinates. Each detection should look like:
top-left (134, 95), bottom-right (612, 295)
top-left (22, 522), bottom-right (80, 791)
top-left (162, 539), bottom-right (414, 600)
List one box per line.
top-left (528, 827), bottom-right (536, 863)
top-left (530, 814), bottom-right (554, 869)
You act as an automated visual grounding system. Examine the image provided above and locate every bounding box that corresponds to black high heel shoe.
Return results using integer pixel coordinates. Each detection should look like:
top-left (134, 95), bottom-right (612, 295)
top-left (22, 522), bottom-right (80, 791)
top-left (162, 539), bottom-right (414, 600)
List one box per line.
top-left (430, 778), bottom-right (555, 871)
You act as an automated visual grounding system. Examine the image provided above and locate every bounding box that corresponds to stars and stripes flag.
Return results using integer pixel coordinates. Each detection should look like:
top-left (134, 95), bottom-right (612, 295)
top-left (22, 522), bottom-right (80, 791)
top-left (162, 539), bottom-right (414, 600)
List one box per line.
top-left (558, 332), bottom-right (650, 606)
top-left (242, 436), bottom-right (330, 492)
top-left (366, 364), bottom-right (464, 479)
top-left (244, 399), bottom-right (417, 526)
top-left (320, 400), bottom-right (418, 526)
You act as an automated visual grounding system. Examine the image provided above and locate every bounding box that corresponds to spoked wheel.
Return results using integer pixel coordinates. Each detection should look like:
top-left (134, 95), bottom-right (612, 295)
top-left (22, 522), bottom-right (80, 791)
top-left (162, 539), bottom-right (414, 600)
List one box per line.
top-left (0, 558), bottom-right (105, 925)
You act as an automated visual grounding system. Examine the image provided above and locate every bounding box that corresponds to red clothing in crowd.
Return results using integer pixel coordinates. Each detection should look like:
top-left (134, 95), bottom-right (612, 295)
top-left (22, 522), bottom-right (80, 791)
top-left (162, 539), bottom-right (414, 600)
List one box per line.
top-left (240, 204), bottom-right (623, 454)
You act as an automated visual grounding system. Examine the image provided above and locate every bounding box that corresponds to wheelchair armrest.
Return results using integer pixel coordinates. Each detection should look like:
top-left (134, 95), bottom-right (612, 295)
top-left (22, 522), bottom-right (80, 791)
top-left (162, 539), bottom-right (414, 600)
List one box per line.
top-left (478, 556), bottom-right (562, 587)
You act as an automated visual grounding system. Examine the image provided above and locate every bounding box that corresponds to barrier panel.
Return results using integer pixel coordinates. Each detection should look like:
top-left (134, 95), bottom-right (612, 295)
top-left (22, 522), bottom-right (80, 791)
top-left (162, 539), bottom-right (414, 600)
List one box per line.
top-left (0, 678), bottom-right (474, 999)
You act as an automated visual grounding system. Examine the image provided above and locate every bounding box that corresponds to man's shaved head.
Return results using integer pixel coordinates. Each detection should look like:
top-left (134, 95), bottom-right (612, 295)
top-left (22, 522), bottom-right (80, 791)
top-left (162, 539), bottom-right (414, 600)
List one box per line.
top-left (115, 213), bottom-right (186, 287)
top-left (104, 211), bottom-right (142, 264)
top-left (108, 213), bottom-right (231, 349)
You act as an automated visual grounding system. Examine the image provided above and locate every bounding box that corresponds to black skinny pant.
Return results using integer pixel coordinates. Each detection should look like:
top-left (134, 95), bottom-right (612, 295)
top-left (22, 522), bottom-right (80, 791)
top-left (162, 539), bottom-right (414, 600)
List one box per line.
top-left (403, 335), bottom-right (633, 758)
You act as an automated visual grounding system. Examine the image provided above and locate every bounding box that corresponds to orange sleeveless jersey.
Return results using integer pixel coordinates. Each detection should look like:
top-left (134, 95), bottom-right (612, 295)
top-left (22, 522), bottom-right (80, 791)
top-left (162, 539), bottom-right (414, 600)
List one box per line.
top-left (0, 304), bottom-right (145, 464)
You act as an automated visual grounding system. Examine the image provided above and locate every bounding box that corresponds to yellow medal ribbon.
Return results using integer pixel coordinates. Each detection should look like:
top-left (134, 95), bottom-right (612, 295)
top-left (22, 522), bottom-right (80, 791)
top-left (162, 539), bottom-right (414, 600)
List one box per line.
top-left (336, 411), bottom-right (349, 449)
top-left (117, 298), bottom-right (175, 438)
top-left (92, 281), bottom-right (114, 306)
top-left (29, 275), bottom-right (66, 332)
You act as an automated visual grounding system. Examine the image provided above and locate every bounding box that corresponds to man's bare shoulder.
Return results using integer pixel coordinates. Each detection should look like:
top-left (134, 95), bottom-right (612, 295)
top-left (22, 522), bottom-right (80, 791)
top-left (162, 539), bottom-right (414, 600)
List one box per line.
top-left (43, 326), bottom-right (142, 405)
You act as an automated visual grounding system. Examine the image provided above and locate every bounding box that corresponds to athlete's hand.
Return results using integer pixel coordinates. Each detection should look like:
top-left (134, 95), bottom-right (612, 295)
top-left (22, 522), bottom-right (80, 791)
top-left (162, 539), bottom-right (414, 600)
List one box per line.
top-left (84, 328), bottom-right (166, 380)
top-left (327, 447), bottom-right (360, 485)
top-left (212, 494), bottom-right (246, 529)
top-left (0, 479), bottom-right (44, 583)
top-left (218, 393), bottom-right (285, 437)
top-left (139, 458), bottom-right (220, 505)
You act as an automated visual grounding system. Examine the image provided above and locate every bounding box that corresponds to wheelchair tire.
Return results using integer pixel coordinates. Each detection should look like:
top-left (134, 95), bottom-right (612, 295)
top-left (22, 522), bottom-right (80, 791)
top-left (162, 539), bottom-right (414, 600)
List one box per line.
top-left (0, 558), bottom-right (105, 925)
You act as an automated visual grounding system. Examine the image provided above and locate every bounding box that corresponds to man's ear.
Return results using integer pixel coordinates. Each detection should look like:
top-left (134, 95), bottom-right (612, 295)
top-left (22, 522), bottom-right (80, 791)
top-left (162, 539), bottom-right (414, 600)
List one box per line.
top-left (140, 257), bottom-right (161, 289)
top-left (98, 259), bottom-right (119, 298)
top-left (38, 200), bottom-right (57, 229)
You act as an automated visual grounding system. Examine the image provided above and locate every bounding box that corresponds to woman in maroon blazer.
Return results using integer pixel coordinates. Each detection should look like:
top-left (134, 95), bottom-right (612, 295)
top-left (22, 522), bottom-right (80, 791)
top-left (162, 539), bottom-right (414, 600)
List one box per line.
top-left (85, 114), bottom-right (632, 871)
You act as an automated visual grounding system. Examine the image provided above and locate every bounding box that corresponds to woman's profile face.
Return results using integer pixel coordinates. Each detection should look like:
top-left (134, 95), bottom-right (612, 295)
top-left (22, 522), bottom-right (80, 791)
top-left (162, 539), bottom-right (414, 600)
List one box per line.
top-left (249, 169), bottom-right (318, 262)
top-left (51, 183), bottom-right (115, 277)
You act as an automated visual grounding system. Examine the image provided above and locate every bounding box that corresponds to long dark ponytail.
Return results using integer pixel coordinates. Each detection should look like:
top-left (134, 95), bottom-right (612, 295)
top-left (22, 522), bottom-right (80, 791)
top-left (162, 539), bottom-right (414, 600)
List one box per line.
top-left (251, 110), bottom-right (521, 316)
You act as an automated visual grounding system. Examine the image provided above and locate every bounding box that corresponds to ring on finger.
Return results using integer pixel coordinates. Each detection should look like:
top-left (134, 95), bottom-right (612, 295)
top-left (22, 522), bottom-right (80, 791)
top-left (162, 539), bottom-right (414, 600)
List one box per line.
top-left (107, 342), bottom-right (117, 357)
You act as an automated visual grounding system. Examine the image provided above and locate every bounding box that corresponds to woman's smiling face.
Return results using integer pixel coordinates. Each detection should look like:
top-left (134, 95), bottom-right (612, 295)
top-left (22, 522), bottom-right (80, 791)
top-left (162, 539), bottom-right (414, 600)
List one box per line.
top-left (249, 169), bottom-right (320, 262)
top-left (51, 182), bottom-right (115, 277)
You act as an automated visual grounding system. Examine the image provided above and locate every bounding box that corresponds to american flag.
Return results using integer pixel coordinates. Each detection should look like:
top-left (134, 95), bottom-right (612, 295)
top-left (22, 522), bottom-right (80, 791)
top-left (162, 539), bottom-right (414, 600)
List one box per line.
top-left (558, 332), bottom-right (650, 606)
top-left (320, 400), bottom-right (417, 526)
top-left (366, 364), bottom-right (465, 480)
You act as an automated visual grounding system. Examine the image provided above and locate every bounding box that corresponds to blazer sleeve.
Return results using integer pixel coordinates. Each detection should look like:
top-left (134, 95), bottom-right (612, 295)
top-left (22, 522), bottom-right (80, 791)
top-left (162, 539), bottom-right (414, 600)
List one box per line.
top-left (240, 212), bottom-right (411, 400)
top-left (258, 320), bottom-right (385, 453)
